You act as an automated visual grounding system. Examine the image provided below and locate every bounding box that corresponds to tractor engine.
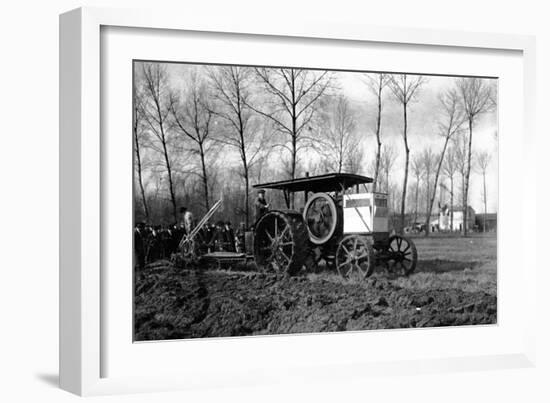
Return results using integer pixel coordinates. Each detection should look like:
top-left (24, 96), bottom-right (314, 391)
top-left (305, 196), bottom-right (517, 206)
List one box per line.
top-left (342, 192), bottom-right (389, 234)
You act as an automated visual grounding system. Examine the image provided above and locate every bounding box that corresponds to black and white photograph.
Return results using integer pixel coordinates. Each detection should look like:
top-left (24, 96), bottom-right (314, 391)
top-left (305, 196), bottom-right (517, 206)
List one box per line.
top-left (132, 61), bottom-right (498, 341)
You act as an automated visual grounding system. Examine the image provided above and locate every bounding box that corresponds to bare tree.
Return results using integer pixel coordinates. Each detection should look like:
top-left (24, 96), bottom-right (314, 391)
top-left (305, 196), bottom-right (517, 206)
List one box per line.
top-left (170, 71), bottom-right (214, 212)
top-left (457, 77), bottom-right (495, 236)
top-left (364, 73), bottom-right (390, 191)
top-left (318, 95), bottom-right (361, 173)
top-left (207, 66), bottom-right (268, 227)
top-left (139, 63), bottom-right (178, 221)
top-left (443, 146), bottom-right (458, 231)
top-left (475, 150), bottom-right (491, 232)
top-left (454, 132), bottom-right (468, 191)
top-left (133, 87), bottom-right (150, 222)
top-left (424, 88), bottom-right (465, 235)
top-left (421, 147), bottom-right (437, 233)
top-left (411, 153), bottom-right (424, 227)
top-left (346, 144), bottom-right (365, 175)
top-left (379, 143), bottom-right (397, 193)
top-left (248, 68), bottom-right (332, 206)
top-left (388, 74), bottom-right (427, 232)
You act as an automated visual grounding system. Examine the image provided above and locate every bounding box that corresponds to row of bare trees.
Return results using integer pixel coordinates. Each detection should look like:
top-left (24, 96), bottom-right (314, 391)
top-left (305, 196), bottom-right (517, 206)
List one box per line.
top-left (134, 63), bottom-right (334, 226)
top-left (363, 73), bottom-right (495, 235)
top-left (407, 141), bottom-right (493, 233)
top-left (134, 62), bottom-right (496, 235)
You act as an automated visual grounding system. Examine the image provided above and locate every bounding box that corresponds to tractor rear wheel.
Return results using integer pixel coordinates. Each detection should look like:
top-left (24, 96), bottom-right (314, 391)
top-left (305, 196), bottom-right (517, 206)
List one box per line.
top-left (335, 235), bottom-right (375, 279)
top-left (254, 211), bottom-right (309, 275)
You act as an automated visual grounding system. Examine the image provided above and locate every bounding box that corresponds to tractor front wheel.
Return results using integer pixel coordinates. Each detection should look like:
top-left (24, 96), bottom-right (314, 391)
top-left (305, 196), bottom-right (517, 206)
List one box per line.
top-left (335, 235), bottom-right (375, 279)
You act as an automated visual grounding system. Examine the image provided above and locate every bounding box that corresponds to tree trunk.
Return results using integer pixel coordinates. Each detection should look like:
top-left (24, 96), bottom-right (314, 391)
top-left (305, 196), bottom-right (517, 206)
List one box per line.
top-left (413, 179), bottom-right (419, 227)
top-left (450, 174), bottom-right (454, 231)
top-left (462, 119), bottom-right (473, 236)
top-left (134, 135), bottom-right (149, 221)
top-left (425, 136), bottom-right (451, 237)
top-left (290, 71), bottom-right (297, 209)
top-left (483, 171), bottom-right (487, 232)
top-left (425, 174), bottom-right (430, 235)
top-left (161, 139), bottom-right (177, 222)
top-left (240, 141), bottom-right (250, 228)
top-left (134, 116), bottom-right (149, 221)
top-left (244, 167), bottom-right (250, 228)
top-left (400, 102), bottom-right (409, 233)
top-left (237, 107), bottom-right (249, 227)
top-left (373, 85), bottom-right (383, 193)
top-left (199, 143), bottom-right (210, 212)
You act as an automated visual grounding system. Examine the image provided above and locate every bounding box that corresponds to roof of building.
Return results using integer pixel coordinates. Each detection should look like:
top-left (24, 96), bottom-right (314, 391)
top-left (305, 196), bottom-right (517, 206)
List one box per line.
top-left (253, 173), bottom-right (373, 193)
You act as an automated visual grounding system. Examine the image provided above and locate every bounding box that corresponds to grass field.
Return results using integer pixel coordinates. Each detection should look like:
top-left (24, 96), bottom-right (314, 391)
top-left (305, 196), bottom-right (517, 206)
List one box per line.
top-left (395, 233), bottom-right (497, 295)
top-left (305, 233), bottom-right (497, 295)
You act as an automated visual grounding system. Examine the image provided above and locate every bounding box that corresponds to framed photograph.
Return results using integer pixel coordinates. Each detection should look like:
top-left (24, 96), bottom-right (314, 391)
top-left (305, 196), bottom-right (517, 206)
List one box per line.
top-left (60, 7), bottom-right (536, 396)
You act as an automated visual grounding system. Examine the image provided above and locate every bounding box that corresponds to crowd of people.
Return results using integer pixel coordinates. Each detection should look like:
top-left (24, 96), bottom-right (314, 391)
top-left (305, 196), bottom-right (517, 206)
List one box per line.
top-left (134, 190), bottom-right (271, 269)
top-left (134, 215), bottom-right (247, 269)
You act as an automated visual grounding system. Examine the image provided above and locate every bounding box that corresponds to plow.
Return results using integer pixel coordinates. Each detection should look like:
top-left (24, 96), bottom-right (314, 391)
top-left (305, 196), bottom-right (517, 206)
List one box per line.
top-left (178, 198), bottom-right (223, 261)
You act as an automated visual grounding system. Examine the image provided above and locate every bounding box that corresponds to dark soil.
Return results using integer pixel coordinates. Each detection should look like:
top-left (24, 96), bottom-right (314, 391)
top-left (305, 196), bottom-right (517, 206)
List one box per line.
top-left (134, 262), bottom-right (497, 341)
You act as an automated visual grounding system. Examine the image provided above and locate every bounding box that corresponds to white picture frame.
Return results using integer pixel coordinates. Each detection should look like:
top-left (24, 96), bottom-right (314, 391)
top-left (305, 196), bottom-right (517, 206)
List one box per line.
top-left (59, 6), bottom-right (537, 396)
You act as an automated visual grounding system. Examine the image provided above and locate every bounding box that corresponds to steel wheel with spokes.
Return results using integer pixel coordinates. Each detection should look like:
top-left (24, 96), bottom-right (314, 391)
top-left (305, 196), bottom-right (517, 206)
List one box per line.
top-left (387, 235), bottom-right (417, 276)
top-left (335, 235), bottom-right (375, 279)
top-left (254, 211), bottom-right (309, 275)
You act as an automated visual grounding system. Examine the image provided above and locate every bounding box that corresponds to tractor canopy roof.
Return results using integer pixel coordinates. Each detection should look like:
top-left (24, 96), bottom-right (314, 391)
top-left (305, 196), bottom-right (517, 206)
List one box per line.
top-left (253, 173), bottom-right (373, 194)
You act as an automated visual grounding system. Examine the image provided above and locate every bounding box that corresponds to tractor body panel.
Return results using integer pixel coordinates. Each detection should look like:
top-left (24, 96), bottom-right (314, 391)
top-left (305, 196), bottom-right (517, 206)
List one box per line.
top-left (343, 192), bottom-right (388, 234)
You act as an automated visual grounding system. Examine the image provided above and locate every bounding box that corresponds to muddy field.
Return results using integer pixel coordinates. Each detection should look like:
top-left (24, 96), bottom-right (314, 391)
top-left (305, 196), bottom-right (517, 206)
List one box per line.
top-left (134, 234), bottom-right (497, 341)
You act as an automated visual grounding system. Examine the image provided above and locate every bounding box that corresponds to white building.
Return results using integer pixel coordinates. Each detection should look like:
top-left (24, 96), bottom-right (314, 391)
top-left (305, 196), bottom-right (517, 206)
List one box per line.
top-left (435, 205), bottom-right (476, 232)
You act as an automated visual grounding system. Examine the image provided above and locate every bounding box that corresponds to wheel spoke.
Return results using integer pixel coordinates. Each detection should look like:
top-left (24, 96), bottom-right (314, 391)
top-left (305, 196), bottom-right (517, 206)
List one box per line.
top-left (278, 225), bottom-right (290, 241)
top-left (338, 259), bottom-right (352, 269)
top-left (356, 262), bottom-right (367, 275)
top-left (341, 244), bottom-right (351, 255)
top-left (265, 229), bottom-right (274, 242)
top-left (277, 249), bottom-right (290, 265)
top-left (274, 217), bottom-right (278, 239)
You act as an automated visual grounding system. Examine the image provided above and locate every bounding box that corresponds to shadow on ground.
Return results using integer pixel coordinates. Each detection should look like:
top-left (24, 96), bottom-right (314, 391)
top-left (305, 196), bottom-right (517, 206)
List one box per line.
top-left (35, 373), bottom-right (58, 388)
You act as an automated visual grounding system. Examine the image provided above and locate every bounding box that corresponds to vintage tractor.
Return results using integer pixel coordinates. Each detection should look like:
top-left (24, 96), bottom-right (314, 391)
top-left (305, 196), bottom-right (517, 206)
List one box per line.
top-left (252, 173), bottom-right (417, 278)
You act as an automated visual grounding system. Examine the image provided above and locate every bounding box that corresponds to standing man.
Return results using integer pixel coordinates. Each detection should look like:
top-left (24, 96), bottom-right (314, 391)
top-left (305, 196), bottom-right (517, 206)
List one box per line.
top-left (235, 222), bottom-right (246, 253)
top-left (178, 206), bottom-right (194, 235)
top-left (223, 221), bottom-right (236, 252)
top-left (254, 189), bottom-right (269, 225)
